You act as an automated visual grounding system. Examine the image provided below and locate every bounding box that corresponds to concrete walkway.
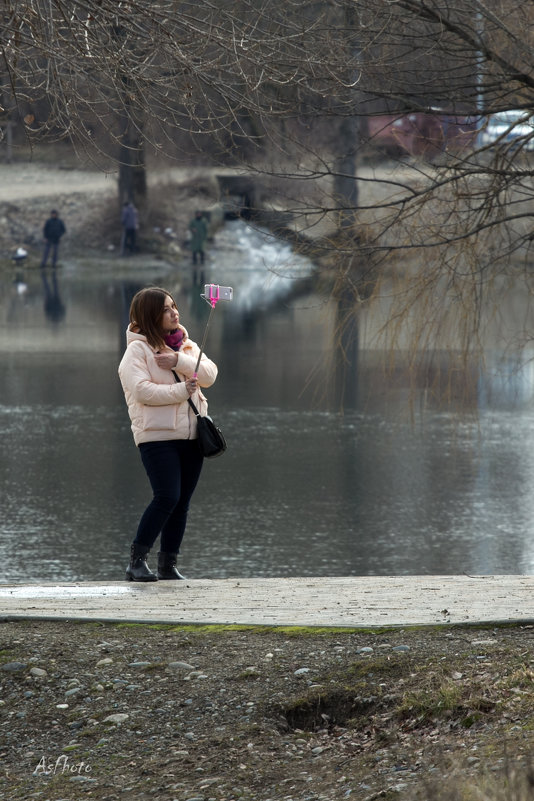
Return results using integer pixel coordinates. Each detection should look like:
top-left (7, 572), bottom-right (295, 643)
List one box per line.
top-left (0, 576), bottom-right (532, 628)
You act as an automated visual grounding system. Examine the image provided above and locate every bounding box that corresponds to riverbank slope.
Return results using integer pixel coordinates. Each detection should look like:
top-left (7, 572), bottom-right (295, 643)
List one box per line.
top-left (0, 161), bottom-right (224, 263)
top-left (1, 618), bottom-right (533, 801)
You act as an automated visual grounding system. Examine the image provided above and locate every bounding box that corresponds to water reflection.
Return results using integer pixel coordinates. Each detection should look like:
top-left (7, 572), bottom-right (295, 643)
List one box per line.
top-left (41, 269), bottom-right (66, 324)
top-left (1, 220), bottom-right (534, 582)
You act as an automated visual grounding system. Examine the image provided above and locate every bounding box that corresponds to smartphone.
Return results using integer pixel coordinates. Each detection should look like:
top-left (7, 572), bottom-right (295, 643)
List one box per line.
top-left (204, 284), bottom-right (233, 302)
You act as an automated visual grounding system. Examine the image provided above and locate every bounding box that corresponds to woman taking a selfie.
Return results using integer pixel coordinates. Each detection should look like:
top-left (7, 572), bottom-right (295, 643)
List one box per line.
top-left (118, 286), bottom-right (218, 581)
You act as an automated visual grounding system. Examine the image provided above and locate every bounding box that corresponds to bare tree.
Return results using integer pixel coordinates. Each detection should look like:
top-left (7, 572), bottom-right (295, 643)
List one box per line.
top-left (2, 0), bottom-right (534, 364)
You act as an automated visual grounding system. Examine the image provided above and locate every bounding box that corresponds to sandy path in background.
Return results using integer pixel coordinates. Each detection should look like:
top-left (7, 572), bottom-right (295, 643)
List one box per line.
top-left (0, 161), bottom-right (418, 202)
top-left (0, 163), bottom-right (120, 201)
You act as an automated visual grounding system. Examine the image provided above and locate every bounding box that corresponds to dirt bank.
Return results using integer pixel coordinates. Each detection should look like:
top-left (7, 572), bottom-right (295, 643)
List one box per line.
top-left (0, 162), bottom-right (222, 264)
top-left (1, 619), bottom-right (533, 801)
top-left (0, 158), bottom-right (421, 266)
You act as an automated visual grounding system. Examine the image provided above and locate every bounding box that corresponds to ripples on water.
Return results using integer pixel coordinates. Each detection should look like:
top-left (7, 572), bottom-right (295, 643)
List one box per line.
top-left (2, 398), bottom-right (534, 582)
top-left (1, 219), bottom-right (534, 581)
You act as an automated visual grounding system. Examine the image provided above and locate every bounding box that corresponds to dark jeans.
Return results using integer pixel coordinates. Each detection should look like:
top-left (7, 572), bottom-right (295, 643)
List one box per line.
top-left (134, 439), bottom-right (204, 554)
top-left (40, 240), bottom-right (60, 268)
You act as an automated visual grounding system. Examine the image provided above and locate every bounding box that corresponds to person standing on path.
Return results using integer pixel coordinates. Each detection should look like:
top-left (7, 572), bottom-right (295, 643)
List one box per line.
top-left (118, 286), bottom-right (218, 581)
top-left (189, 210), bottom-right (208, 272)
top-left (121, 201), bottom-right (139, 255)
top-left (40, 209), bottom-right (66, 269)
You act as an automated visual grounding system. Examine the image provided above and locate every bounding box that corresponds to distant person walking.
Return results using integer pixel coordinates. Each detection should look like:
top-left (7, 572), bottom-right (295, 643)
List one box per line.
top-left (121, 201), bottom-right (139, 255)
top-left (189, 210), bottom-right (208, 267)
top-left (40, 209), bottom-right (66, 269)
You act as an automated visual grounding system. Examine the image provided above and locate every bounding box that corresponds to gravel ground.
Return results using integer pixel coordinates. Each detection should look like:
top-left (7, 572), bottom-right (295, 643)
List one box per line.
top-left (1, 620), bottom-right (534, 801)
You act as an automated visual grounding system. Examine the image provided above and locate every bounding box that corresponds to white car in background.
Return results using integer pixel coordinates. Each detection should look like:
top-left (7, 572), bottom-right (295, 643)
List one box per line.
top-left (481, 109), bottom-right (534, 150)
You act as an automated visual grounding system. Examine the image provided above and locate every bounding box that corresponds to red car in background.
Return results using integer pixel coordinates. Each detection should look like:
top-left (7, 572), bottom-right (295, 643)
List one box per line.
top-left (366, 112), bottom-right (480, 159)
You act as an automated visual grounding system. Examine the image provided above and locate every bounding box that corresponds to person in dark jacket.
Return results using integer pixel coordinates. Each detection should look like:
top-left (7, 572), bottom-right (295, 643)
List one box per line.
top-left (121, 201), bottom-right (139, 255)
top-left (40, 210), bottom-right (66, 269)
top-left (189, 210), bottom-right (208, 266)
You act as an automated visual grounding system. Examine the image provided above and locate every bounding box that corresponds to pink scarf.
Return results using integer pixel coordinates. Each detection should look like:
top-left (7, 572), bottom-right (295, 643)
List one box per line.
top-left (164, 329), bottom-right (184, 351)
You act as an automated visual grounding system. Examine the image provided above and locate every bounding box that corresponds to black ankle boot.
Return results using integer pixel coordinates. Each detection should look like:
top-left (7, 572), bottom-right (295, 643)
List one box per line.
top-left (157, 552), bottom-right (186, 580)
top-left (125, 544), bottom-right (158, 582)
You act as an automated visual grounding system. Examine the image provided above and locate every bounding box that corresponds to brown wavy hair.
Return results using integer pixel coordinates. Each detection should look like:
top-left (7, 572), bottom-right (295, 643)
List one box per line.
top-left (129, 286), bottom-right (181, 351)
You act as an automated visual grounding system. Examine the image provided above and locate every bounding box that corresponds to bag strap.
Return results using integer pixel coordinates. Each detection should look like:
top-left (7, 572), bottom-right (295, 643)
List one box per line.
top-left (172, 370), bottom-right (201, 417)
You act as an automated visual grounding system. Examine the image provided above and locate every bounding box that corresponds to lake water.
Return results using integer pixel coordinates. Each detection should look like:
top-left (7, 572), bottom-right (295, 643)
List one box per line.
top-left (2, 219), bottom-right (534, 582)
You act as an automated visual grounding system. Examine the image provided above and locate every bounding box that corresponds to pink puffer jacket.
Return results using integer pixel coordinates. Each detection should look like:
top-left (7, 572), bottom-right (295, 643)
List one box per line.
top-left (118, 326), bottom-right (218, 446)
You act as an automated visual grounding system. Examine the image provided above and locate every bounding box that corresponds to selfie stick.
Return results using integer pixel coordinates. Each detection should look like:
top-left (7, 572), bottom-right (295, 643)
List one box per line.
top-left (194, 284), bottom-right (233, 375)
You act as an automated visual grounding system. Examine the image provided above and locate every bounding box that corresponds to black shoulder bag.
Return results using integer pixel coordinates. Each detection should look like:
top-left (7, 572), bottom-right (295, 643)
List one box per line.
top-left (172, 371), bottom-right (227, 459)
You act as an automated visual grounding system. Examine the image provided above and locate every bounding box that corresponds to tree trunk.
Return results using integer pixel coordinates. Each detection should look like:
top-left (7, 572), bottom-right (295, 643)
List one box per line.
top-left (332, 3), bottom-right (361, 230)
top-left (114, 24), bottom-right (147, 211)
top-left (118, 120), bottom-right (147, 207)
top-left (333, 115), bottom-right (360, 229)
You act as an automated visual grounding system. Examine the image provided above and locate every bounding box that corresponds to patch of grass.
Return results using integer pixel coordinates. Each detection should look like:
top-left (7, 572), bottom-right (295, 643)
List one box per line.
top-left (272, 626), bottom-right (368, 636)
top-left (498, 666), bottom-right (534, 691)
top-left (113, 621), bottom-right (417, 636)
top-left (114, 622), bottom-right (263, 633)
top-left (0, 649), bottom-right (18, 659)
top-left (344, 654), bottom-right (412, 678)
top-left (419, 761), bottom-right (534, 801)
top-left (397, 680), bottom-right (465, 721)
top-left (279, 646), bottom-right (521, 733)
top-left (237, 667), bottom-right (261, 680)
